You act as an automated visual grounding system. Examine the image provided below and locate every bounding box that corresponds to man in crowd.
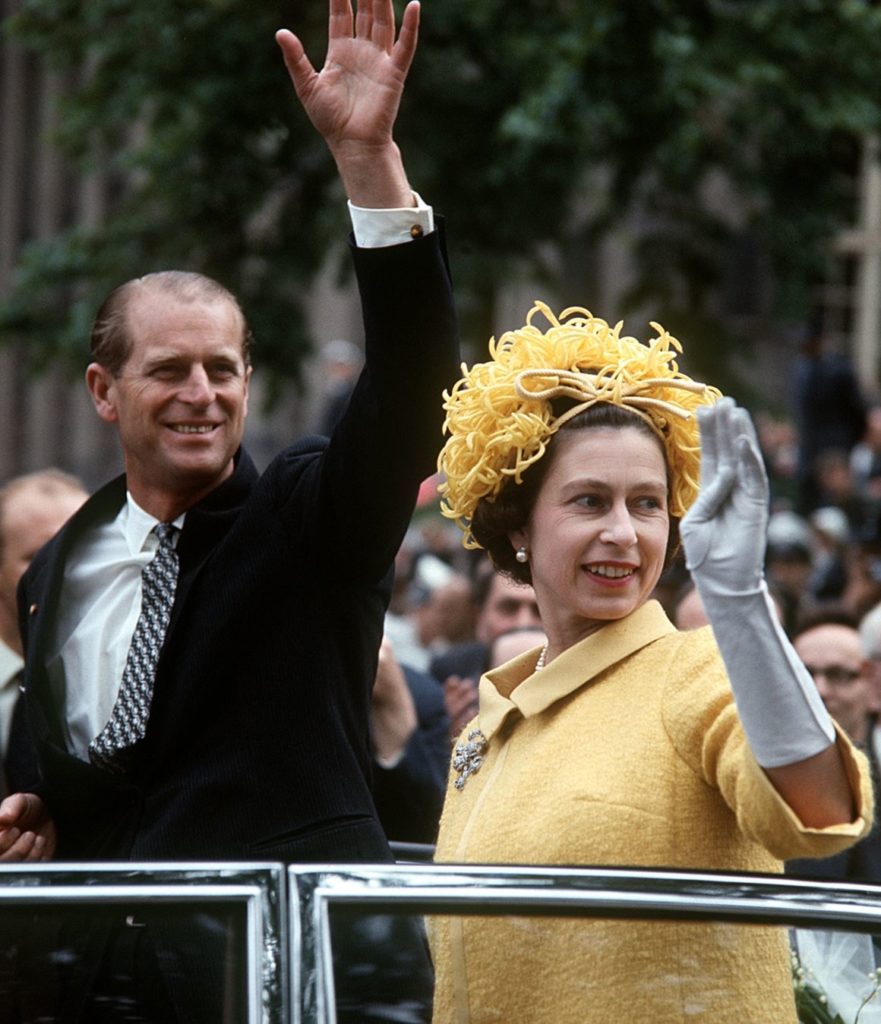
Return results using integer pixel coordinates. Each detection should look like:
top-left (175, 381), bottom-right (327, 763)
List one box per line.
top-left (787, 613), bottom-right (881, 881)
top-left (0, 471), bottom-right (87, 785)
top-left (431, 562), bottom-right (542, 739)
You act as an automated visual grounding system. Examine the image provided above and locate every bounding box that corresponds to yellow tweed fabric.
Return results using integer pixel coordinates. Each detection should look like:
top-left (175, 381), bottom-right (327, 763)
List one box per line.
top-left (431, 602), bottom-right (873, 1024)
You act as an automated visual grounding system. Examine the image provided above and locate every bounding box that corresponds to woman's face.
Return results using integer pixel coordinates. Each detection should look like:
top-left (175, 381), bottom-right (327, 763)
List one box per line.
top-left (509, 426), bottom-right (670, 653)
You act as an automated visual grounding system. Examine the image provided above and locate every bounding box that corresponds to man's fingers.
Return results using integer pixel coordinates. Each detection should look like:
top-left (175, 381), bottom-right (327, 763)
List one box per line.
top-left (331, 0), bottom-right (356, 42)
top-left (353, 0), bottom-right (371, 42)
top-left (0, 828), bottom-right (24, 860)
top-left (0, 792), bottom-right (27, 827)
top-left (367, 0), bottom-right (395, 51)
top-left (391, 1), bottom-right (420, 76)
top-left (275, 30), bottom-right (318, 99)
top-left (0, 831), bottom-right (42, 863)
top-left (28, 833), bottom-right (49, 863)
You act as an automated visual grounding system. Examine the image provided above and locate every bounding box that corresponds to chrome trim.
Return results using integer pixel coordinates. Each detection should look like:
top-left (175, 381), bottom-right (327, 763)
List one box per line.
top-left (5, 861), bottom-right (881, 1023)
top-left (0, 861), bottom-right (287, 1024)
top-left (287, 863), bottom-right (881, 1024)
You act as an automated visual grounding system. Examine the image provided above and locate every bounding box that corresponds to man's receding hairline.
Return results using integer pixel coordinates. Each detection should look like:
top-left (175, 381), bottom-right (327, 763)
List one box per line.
top-left (124, 278), bottom-right (244, 322)
top-left (118, 277), bottom-right (249, 364)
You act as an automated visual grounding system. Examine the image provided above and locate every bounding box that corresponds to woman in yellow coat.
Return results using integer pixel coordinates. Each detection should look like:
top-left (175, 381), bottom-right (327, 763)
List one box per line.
top-left (431, 302), bottom-right (873, 1023)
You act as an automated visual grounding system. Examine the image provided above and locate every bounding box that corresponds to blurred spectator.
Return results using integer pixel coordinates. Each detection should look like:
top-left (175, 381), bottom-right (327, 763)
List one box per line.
top-left (385, 552), bottom-right (469, 672)
top-left (859, 601), bottom-right (881, 719)
top-left (430, 562), bottom-right (542, 684)
top-left (794, 612), bottom-right (874, 745)
top-left (843, 512), bottom-right (881, 622)
top-left (0, 470), bottom-right (87, 786)
top-left (413, 572), bottom-right (476, 656)
top-left (649, 553), bottom-right (690, 620)
top-left (850, 403), bottom-right (881, 511)
top-left (487, 626), bottom-right (547, 670)
top-left (370, 636), bottom-right (450, 845)
top-left (430, 563), bottom-right (542, 741)
top-left (793, 326), bottom-right (867, 516)
top-left (672, 581), bottom-right (709, 631)
top-left (813, 448), bottom-right (867, 531)
top-left (754, 411), bottom-right (799, 510)
top-left (673, 578), bottom-right (785, 633)
top-left (765, 511), bottom-right (815, 635)
top-left (807, 506), bottom-right (851, 602)
top-left (787, 611), bottom-right (881, 881)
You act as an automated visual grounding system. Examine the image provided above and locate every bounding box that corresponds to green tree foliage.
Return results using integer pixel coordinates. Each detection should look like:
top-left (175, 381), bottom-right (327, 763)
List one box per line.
top-left (4, 0), bottom-right (881, 391)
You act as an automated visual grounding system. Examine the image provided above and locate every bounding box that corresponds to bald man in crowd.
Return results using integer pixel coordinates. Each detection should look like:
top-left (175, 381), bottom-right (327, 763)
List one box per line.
top-left (787, 612), bottom-right (881, 881)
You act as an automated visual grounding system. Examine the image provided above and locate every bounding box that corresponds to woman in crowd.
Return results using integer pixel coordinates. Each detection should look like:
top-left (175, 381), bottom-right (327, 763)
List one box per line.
top-left (429, 302), bottom-right (873, 1023)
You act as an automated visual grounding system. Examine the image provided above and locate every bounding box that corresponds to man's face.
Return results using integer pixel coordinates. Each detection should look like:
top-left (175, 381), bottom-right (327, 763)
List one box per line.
top-left (87, 290), bottom-right (251, 513)
top-left (794, 624), bottom-right (874, 745)
top-left (477, 573), bottom-right (542, 644)
top-left (0, 485), bottom-right (86, 624)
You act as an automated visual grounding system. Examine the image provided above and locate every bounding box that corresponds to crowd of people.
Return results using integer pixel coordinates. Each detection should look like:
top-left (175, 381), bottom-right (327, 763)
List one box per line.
top-left (0, 1), bottom-right (879, 1022)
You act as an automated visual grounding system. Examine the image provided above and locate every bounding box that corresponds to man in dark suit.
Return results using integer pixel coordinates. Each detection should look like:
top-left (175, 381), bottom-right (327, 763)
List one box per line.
top-left (0, 0), bottom-right (456, 868)
top-left (0, 3), bottom-right (455, 1019)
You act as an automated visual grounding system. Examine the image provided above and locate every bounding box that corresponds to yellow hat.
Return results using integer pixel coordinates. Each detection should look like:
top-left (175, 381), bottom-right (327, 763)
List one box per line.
top-left (438, 301), bottom-right (721, 548)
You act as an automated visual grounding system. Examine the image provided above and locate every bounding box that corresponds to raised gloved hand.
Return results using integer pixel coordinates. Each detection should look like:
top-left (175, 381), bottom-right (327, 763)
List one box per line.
top-left (679, 397), bottom-right (834, 768)
top-left (680, 396), bottom-right (768, 596)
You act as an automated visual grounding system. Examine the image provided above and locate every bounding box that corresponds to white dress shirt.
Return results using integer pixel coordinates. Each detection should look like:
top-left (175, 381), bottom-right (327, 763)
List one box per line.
top-left (0, 639), bottom-right (24, 758)
top-left (48, 495), bottom-right (183, 760)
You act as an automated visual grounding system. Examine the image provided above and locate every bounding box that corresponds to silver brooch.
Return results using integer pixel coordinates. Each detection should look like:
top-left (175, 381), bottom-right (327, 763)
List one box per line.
top-left (452, 729), bottom-right (487, 791)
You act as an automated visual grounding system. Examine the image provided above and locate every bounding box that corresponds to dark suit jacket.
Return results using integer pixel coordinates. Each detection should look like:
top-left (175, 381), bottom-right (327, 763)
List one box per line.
top-left (372, 665), bottom-right (450, 845)
top-left (16, 230), bottom-right (458, 865)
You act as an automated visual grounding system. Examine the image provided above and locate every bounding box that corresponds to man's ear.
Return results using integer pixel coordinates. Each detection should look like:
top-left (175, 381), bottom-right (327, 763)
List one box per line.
top-left (85, 363), bottom-right (119, 424)
top-left (242, 365), bottom-right (253, 418)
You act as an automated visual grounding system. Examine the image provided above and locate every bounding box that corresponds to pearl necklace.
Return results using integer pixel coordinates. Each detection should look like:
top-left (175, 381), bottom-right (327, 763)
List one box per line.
top-left (535, 643), bottom-right (549, 671)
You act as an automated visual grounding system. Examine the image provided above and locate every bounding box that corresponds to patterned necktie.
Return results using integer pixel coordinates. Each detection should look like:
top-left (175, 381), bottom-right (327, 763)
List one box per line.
top-left (89, 522), bottom-right (179, 773)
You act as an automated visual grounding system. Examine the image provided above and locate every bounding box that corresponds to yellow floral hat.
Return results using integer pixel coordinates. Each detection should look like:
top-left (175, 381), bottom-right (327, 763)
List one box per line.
top-left (437, 301), bottom-right (722, 548)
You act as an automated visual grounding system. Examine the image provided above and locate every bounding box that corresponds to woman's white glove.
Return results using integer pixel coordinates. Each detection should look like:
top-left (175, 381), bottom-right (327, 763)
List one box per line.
top-left (680, 397), bottom-right (835, 768)
top-left (679, 397), bottom-right (767, 596)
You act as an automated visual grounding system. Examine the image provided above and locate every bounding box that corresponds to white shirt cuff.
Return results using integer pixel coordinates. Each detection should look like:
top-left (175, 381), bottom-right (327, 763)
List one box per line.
top-left (348, 192), bottom-right (435, 248)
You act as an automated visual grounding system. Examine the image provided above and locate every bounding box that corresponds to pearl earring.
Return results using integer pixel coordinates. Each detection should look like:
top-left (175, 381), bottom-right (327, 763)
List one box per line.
top-left (515, 546), bottom-right (529, 564)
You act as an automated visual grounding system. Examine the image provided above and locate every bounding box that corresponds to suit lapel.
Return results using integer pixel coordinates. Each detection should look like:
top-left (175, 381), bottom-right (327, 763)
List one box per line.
top-left (23, 476), bottom-right (127, 750)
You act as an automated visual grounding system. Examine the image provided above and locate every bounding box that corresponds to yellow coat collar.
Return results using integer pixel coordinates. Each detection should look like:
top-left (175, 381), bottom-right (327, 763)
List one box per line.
top-left (478, 600), bottom-right (676, 740)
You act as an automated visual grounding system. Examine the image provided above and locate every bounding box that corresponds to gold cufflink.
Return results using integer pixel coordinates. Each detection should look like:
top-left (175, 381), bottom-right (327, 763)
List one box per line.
top-left (409, 224), bottom-right (424, 239)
